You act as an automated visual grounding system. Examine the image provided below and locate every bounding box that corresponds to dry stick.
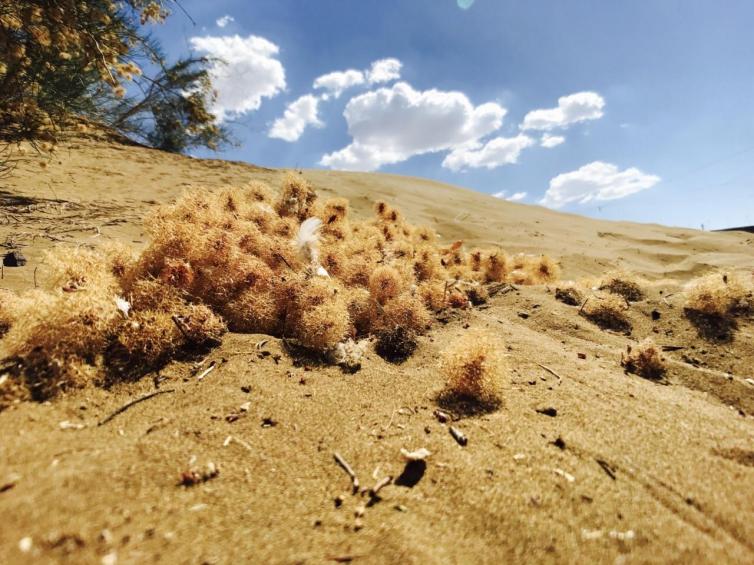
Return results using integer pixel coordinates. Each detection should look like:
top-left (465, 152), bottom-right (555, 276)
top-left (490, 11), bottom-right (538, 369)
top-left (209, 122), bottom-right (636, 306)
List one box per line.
top-left (171, 315), bottom-right (191, 341)
top-left (274, 252), bottom-right (294, 271)
top-left (535, 362), bottom-right (563, 380)
top-left (368, 475), bottom-right (393, 499)
top-left (334, 452), bottom-right (360, 494)
top-left (98, 389), bottom-right (175, 426)
top-left (33, 266), bottom-right (38, 288)
top-left (578, 297), bottom-right (590, 314)
top-left (196, 362), bottom-right (217, 381)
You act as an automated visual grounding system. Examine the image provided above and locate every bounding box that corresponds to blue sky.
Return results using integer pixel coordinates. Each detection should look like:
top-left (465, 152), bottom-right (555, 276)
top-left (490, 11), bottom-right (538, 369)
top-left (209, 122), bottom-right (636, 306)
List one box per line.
top-left (152, 0), bottom-right (754, 230)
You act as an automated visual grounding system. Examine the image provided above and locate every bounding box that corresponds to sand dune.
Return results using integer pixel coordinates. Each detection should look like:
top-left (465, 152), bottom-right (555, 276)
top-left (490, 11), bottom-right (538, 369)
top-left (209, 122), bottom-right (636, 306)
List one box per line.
top-left (1, 135), bottom-right (752, 563)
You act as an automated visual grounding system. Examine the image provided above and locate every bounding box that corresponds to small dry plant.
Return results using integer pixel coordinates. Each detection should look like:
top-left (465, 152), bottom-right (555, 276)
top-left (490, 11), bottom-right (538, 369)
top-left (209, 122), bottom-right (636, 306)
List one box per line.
top-left (621, 339), bottom-right (666, 379)
top-left (580, 293), bottom-right (632, 333)
top-left (555, 283), bottom-right (584, 306)
top-left (438, 330), bottom-right (506, 411)
top-left (600, 271), bottom-right (644, 302)
top-left (684, 271), bottom-right (751, 318)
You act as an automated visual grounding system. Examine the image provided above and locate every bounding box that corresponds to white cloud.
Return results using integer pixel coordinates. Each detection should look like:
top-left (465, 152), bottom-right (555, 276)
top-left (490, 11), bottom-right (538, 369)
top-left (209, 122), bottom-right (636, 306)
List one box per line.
top-left (320, 82), bottom-right (506, 171)
top-left (442, 134), bottom-right (533, 171)
top-left (216, 15), bottom-right (234, 28)
top-left (540, 134), bottom-right (565, 148)
top-left (366, 58), bottom-right (402, 84)
top-left (313, 69), bottom-right (365, 98)
top-left (189, 34), bottom-right (286, 122)
top-left (541, 161), bottom-right (660, 209)
top-left (492, 190), bottom-right (528, 202)
top-left (313, 58), bottom-right (401, 98)
top-left (522, 92), bottom-right (605, 131)
top-left (269, 95), bottom-right (323, 142)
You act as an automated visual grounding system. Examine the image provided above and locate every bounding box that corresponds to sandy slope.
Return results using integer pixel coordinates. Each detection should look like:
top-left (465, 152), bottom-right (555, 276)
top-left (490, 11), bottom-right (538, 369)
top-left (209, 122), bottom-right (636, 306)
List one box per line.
top-left (0, 135), bottom-right (753, 564)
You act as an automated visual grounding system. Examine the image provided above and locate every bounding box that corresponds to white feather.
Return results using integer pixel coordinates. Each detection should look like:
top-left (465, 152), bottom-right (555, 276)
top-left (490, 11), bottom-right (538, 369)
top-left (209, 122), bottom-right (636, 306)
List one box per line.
top-left (295, 217), bottom-right (322, 258)
top-left (115, 296), bottom-right (130, 318)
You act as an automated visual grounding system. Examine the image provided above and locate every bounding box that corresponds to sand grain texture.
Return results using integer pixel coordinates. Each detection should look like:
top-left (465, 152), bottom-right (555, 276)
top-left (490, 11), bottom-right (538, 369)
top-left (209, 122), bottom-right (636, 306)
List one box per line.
top-left (1, 136), bottom-right (753, 564)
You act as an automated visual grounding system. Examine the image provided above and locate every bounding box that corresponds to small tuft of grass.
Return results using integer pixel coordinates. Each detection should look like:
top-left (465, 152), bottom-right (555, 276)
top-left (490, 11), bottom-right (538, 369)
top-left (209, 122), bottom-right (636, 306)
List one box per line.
top-left (621, 339), bottom-right (666, 379)
top-left (600, 272), bottom-right (644, 302)
top-left (555, 284), bottom-right (583, 306)
top-left (437, 329), bottom-right (505, 413)
top-left (581, 293), bottom-right (632, 333)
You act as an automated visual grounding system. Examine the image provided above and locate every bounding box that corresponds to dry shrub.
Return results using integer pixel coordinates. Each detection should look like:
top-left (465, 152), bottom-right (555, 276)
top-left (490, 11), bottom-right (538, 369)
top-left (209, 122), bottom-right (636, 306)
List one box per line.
top-left (0, 175), bottom-right (561, 405)
top-left (0, 289), bottom-right (16, 337)
top-left (581, 293), bottom-right (632, 333)
top-left (369, 266), bottom-right (403, 305)
top-left (482, 251), bottom-right (508, 282)
top-left (621, 339), bottom-right (666, 379)
top-left (600, 272), bottom-right (644, 302)
top-left (684, 271), bottom-right (751, 317)
top-left (375, 326), bottom-right (418, 363)
top-left (439, 329), bottom-right (506, 410)
top-left (555, 284), bottom-right (583, 306)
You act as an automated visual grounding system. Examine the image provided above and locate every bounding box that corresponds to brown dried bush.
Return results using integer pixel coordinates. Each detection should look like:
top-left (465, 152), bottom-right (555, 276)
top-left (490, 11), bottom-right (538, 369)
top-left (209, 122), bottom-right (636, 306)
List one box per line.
top-left (0, 175), bottom-right (560, 405)
top-left (555, 284), bottom-right (583, 306)
top-left (621, 339), bottom-right (666, 379)
top-left (439, 330), bottom-right (506, 410)
top-left (581, 293), bottom-right (632, 333)
top-left (600, 272), bottom-right (644, 302)
top-left (684, 271), bottom-right (751, 317)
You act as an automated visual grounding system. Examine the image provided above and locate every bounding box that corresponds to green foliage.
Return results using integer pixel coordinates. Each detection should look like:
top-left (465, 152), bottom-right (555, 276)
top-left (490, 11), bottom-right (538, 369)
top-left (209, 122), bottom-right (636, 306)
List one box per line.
top-left (0, 1), bottom-right (228, 153)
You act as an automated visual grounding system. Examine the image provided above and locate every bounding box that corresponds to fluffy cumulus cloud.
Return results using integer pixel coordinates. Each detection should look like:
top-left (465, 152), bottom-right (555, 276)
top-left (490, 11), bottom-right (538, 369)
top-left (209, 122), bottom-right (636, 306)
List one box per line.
top-left (320, 82), bottom-right (506, 170)
top-left (366, 58), bottom-right (402, 84)
top-left (269, 95), bottom-right (323, 142)
top-left (189, 34), bottom-right (286, 122)
top-left (313, 58), bottom-right (402, 99)
top-left (313, 69), bottom-right (365, 98)
top-left (540, 134), bottom-right (565, 148)
top-left (442, 134), bottom-right (533, 171)
top-left (521, 92), bottom-right (605, 131)
top-left (216, 15), bottom-right (234, 28)
top-left (541, 161), bottom-right (660, 208)
top-left (492, 190), bottom-right (528, 201)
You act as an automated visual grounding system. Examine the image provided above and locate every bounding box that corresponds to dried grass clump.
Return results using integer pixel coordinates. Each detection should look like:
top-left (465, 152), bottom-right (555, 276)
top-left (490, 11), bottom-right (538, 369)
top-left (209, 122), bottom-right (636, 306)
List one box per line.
top-left (439, 330), bottom-right (506, 410)
top-left (0, 289), bottom-right (16, 337)
top-left (555, 283), bottom-right (583, 306)
top-left (621, 339), bottom-right (666, 379)
top-left (0, 175), bottom-right (561, 405)
top-left (600, 272), bottom-right (644, 302)
top-left (684, 271), bottom-right (751, 317)
top-left (581, 293), bottom-right (632, 333)
top-left (369, 266), bottom-right (404, 305)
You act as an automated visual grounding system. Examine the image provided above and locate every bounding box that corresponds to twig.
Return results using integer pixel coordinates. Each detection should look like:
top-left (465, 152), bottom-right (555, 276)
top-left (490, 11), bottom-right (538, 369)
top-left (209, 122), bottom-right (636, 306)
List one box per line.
top-left (487, 282), bottom-right (516, 297)
top-left (223, 435), bottom-right (253, 452)
top-left (535, 362), bottom-right (563, 380)
top-left (274, 252), bottom-right (294, 271)
top-left (596, 459), bottom-right (617, 480)
top-left (171, 315), bottom-right (190, 341)
top-left (334, 452), bottom-right (359, 494)
top-left (173, 0), bottom-right (197, 25)
top-left (449, 426), bottom-right (467, 446)
top-left (98, 389), bottom-right (175, 426)
top-left (368, 475), bottom-right (393, 502)
top-left (33, 266), bottom-right (38, 288)
top-left (579, 297), bottom-right (590, 314)
top-left (196, 361), bottom-right (217, 381)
